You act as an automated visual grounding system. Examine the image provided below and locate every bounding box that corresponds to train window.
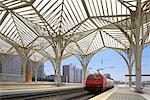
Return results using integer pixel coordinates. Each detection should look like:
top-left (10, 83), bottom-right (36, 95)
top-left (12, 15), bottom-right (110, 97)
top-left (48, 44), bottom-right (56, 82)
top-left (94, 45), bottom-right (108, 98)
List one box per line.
top-left (94, 77), bottom-right (100, 81)
top-left (87, 77), bottom-right (101, 81)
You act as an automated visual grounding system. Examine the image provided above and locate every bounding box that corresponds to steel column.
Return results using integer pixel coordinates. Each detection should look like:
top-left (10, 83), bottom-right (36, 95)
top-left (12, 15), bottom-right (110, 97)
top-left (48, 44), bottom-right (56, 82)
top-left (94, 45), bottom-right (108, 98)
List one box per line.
top-left (54, 57), bottom-right (61, 85)
top-left (115, 49), bottom-right (134, 87)
top-left (16, 47), bottom-right (31, 82)
top-left (34, 64), bottom-right (40, 82)
top-left (133, 45), bottom-right (143, 92)
top-left (54, 36), bottom-right (63, 85)
top-left (76, 53), bottom-right (94, 85)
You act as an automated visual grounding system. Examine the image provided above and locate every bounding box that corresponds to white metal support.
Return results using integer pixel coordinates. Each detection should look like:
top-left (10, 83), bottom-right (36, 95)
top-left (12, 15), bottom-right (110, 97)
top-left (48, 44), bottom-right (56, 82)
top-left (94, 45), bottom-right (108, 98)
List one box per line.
top-left (132, 44), bottom-right (143, 92)
top-left (54, 56), bottom-right (61, 85)
top-left (53, 36), bottom-right (63, 85)
top-left (15, 47), bottom-right (31, 82)
top-left (115, 49), bottom-right (134, 87)
top-left (76, 53), bottom-right (95, 85)
top-left (34, 62), bottom-right (41, 82)
top-left (134, 0), bottom-right (143, 92)
top-left (35, 67), bottom-right (39, 82)
top-left (50, 59), bottom-right (56, 76)
top-left (128, 49), bottom-right (134, 87)
top-left (48, 34), bottom-right (74, 85)
top-left (128, 65), bottom-right (132, 87)
top-left (130, 0), bottom-right (148, 92)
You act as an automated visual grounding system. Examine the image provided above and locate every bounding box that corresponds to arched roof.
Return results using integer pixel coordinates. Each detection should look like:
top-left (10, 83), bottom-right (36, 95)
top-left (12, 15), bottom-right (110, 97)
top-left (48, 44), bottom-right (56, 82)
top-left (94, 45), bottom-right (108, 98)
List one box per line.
top-left (0, 0), bottom-right (149, 62)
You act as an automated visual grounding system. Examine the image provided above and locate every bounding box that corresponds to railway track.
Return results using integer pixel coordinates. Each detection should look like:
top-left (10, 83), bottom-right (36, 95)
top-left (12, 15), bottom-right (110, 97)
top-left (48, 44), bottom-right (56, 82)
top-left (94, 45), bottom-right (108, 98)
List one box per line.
top-left (42, 90), bottom-right (96, 100)
top-left (0, 87), bottom-right (97, 100)
top-left (64, 92), bottom-right (96, 100)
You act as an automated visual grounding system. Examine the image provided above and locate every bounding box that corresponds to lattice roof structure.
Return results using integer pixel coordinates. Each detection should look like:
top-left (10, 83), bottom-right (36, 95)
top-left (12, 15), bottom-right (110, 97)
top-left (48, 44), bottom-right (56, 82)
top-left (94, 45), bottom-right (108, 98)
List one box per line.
top-left (0, 0), bottom-right (150, 63)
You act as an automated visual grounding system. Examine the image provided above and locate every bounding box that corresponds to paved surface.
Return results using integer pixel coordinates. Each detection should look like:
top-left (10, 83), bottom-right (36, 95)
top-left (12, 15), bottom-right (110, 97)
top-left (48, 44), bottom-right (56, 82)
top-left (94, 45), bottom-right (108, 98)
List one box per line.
top-left (1, 83), bottom-right (150, 100)
top-left (90, 85), bottom-right (150, 100)
top-left (107, 86), bottom-right (147, 100)
top-left (143, 85), bottom-right (150, 96)
top-left (90, 86), bottom-right (118, 100)
top-left (141, 85), bottom-right (150, 100)
top-left (0, 82), bottom-right (83, 96)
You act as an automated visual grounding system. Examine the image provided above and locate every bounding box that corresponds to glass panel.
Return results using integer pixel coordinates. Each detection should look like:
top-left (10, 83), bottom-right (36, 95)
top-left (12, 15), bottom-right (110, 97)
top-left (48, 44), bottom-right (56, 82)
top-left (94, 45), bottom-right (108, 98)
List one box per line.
top-left (87, 76), bottom-right (101, 81)
top-left (0, 13), bottom-right (11, 31)
top-left (4, 0), bottom-right (21, 7)
top-left (8, 2), bottom-right (26, 9)
top-left (87, 31), bottom-right (104, 54)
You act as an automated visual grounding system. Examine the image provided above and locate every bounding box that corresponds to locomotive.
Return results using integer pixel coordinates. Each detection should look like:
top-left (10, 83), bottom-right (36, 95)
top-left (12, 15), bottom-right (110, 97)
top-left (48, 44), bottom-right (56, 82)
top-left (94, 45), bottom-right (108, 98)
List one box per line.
top-left (84, 73), bottom-right (114, 92)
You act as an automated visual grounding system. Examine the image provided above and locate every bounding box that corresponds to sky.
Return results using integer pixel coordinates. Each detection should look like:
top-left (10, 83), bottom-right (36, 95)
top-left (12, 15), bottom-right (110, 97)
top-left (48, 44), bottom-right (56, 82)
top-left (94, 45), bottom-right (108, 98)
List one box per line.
top-left (44, 46), bottom-right (150, 82)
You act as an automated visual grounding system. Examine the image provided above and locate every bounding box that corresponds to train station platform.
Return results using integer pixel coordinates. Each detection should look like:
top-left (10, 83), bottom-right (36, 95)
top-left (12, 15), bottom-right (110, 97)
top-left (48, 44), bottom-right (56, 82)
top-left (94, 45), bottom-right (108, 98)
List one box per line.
top-left (0, 81), bottom-right (83, 99)
top-left (1, 82), bottom-right (150, 100)
top-left (90, 85), bottom-right (150, 100)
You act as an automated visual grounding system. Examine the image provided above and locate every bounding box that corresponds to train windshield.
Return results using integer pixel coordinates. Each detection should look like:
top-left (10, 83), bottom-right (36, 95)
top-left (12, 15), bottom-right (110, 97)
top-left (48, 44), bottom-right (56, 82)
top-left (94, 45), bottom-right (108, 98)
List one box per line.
top-left (87, 77), bottom-right (101, 81)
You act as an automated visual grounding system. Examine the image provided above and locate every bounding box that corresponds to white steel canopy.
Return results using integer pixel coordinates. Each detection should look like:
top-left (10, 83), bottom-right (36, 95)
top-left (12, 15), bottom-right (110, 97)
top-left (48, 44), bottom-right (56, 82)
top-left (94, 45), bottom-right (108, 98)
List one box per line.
top-left (0, 0), bottom-right (149, 62)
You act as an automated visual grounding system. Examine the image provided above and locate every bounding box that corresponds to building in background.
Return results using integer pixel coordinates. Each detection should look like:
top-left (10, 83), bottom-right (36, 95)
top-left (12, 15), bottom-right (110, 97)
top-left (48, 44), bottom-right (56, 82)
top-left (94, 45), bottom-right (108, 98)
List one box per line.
top-left (38, 64), bottom-right (45, 79)
top-left (0, 55), bottom-right (22, 81)
top-left (62, 64), bottom-right (76, 83)
top-left (76, 68), bottom-right (82, 83)
top-left (0, 55), bottom-right (44, 82)
top-left (62, 64), bottom-right (82, 83)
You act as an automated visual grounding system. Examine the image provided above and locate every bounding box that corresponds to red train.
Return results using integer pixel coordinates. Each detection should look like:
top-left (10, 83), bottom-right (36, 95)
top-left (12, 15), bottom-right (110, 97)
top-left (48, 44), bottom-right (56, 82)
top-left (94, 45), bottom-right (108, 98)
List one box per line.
top-left (84, 73), bottom-right (114, 92)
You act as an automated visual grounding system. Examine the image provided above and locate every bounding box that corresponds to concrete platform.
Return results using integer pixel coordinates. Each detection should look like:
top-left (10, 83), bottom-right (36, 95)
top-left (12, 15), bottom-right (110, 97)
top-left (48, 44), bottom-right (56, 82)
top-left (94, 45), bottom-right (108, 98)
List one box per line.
top-left (0, 82), bottom-right (83, 96)
top-left (143, 85), bottom-right (150, 96)
top-left (1, 82), bottom-right (150, 100)
top-left (90, 85), bottom-right (150, 100)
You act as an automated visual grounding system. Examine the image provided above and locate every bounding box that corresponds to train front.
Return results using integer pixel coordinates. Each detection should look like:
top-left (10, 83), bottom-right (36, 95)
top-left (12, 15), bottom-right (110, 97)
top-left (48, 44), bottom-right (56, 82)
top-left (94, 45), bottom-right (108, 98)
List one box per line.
top-left (84, 74), bottom-right (104, 92)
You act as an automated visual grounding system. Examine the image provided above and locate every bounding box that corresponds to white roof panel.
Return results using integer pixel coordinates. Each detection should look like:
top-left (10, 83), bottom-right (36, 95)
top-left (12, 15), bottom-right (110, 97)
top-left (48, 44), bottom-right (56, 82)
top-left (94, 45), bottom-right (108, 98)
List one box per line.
top-left (0, 0), bottom-right (149, 61)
